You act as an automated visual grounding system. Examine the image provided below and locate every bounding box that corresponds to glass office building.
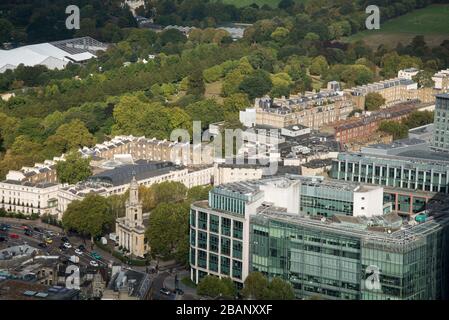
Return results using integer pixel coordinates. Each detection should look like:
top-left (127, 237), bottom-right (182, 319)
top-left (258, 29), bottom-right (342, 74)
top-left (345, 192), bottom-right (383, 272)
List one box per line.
top-left (330, 151), bottom-right (449, 194)
top-left (189, 182), bottom-right (264, 286)
top-left (250, 210), bottom-right (449, 300)
top-left (432, 93), bottom-right (449, 152)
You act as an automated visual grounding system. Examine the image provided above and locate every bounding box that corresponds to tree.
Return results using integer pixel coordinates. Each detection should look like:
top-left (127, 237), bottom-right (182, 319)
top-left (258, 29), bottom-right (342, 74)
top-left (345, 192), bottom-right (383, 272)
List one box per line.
top-left (402, 111), bottom-right (434, 129)
top-left (241, 272), bottom-right (271, 300)
top-left (0, 18), bottom-right (13, 43)
top-left (187, 185), bottom-right (212, 202)
top-left (412, 71), bottom-right (435, 88)
top-left (238, 70), bottom-right (273, 100)
top-left (152, 181), bottom-right (188, 205)
top-left (145, 202), bottom-right (189, 261)
top-left (365, 92), bottom-right (386, 111)
top-left (309, 56), bottom-right (329, 77)
top-left (46, 119), bottom-right (95, 154)
top-left (62, 194), bottom-right (113, 241)
top-left (55, 151), bottom-right (92, 184)
top-left (187, 70), bottom-right (206, 97)
top-left (268, 277), bottom-right (295, 300)
top-left (378, 121), bottom-right (408, 140)
top-left (197, 276), bottom-right (237, 299)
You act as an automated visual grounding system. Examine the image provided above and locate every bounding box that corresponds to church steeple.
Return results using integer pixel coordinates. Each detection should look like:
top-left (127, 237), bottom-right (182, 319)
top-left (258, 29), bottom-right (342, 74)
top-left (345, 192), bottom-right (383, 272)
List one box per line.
top-left (129, 170), bottom-right (139, 205)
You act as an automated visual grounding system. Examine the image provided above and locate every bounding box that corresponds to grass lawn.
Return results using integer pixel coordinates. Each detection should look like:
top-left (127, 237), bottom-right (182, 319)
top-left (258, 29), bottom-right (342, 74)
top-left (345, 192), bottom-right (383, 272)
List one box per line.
top-left (205, 81), bottom-right (224, 103)
top-left (346, 4), bottom-right (449, 48)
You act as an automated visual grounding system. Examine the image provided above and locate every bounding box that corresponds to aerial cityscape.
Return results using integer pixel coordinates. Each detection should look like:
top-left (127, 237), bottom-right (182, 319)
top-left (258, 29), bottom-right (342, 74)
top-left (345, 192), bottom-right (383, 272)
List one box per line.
top-left (0, 0), bottom-right (449, 306)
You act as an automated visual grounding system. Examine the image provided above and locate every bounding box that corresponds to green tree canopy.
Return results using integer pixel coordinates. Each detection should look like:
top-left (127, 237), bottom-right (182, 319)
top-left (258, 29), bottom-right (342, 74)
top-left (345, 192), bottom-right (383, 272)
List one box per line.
top-left (197, 276), bottom-right (237, 299)
top-left (55, 151), bottom-right (92, 184)
top-left (365, 92), bottom-right (386, 111)
top-left (62, 194), bottom-right (113, 240)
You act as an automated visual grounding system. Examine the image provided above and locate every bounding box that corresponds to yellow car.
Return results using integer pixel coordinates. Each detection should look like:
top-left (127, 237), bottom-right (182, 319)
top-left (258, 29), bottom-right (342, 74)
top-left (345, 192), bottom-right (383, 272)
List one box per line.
top-left (44, 238), bottom-right (53, 244)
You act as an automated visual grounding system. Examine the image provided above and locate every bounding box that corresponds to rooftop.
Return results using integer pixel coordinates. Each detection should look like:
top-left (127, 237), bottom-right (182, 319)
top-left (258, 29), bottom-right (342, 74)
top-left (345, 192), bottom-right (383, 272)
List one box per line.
top-left (89, 160), bottom-right (182, 186)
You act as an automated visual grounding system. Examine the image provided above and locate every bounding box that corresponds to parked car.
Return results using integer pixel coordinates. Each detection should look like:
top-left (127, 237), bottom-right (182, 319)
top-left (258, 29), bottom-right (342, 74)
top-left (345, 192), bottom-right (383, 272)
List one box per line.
top-left (38, 242), bottom-right (47, 248)
top-left (24, 229), bottom-right (33, 236)
top-left (74, 249), bottom-right (83, 255)
top-left (61, 236), bottom-right (69, 243)
top-left (33, 227), bottom-right (42, 232)
top-left (59, 244), bottom-right (67, 251)
top-left (159, 288), bottom-right (171, 296)
top-left (9, 233), bottom-right (19, 239)
top-left (0, 236), bottom-right (7, 242)
top-left (44, 237), bottom-right (53, 244)
top-left (89, 260), bottom-right (99, 267)
top-left (78, 244), bottom-right (86, 251)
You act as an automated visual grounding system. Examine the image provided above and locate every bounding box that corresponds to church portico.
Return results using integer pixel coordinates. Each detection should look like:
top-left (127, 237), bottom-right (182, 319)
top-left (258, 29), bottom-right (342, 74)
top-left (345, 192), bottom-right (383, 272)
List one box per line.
top-left (115, 174), bottom-right (149, 258)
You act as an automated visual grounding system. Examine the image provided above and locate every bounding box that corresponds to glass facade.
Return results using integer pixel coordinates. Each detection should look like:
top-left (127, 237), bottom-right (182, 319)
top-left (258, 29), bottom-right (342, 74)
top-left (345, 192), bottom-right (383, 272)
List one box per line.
top-left (432, 94), bottom-right (449, 152)
top-left (250, 214), bottom-right (449, 300)
top-left (330, 154), bottom-right (449, 194)
top-left (190, 203), bottom-right (246, 284)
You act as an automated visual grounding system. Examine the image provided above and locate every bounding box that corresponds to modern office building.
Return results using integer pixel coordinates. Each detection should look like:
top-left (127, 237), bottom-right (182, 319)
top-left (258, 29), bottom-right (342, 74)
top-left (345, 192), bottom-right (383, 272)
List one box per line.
top-left (250, 206), bottom-right (449, 300)
top-left (189, 178), bottom-right (301, 287)
top-left (330, 140), bottom-right (449, 195)
top-left (431, 93), bottom-right (449, 153)
top-left (189, 176), bottom-right (384, 286)
top-left (298, 176), bottom-right (385, 218)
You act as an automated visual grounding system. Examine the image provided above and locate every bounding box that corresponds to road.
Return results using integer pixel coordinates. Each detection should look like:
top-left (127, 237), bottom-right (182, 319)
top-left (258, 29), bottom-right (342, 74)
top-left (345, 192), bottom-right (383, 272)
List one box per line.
top-left (150, 271), bottom-right (175, 300)
top-left (1, 219), bottom-right (108, 269)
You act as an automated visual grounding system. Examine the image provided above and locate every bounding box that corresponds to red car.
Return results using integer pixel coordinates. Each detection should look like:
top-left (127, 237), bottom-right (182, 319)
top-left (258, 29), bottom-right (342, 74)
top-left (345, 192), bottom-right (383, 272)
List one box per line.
top-left (9, 233), bottom-right (20, 239)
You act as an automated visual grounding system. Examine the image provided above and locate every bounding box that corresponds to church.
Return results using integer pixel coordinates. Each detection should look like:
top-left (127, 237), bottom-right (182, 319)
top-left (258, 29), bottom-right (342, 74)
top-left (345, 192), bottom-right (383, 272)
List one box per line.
top-left (115, 175), bottom-right (149, 258)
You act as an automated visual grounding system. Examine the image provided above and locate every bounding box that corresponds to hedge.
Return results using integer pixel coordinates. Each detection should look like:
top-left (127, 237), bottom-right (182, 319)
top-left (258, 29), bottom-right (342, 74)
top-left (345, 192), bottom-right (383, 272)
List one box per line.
top-left (94, 240), bottom-right (148, 266)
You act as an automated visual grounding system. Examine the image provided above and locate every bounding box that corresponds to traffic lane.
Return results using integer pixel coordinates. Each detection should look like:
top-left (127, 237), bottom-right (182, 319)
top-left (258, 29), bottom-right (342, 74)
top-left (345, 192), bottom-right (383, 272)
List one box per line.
top-left (1, 229), bottom-right (107, 269)
top-left (1, 220), bottom-right (112, 268)
top-left (151, 272), bottom-right (176, 300)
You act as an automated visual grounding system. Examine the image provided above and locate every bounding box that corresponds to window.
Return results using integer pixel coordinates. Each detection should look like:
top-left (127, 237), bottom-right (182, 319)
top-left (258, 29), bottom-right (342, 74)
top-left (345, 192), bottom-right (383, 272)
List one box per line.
top-left (209, 234), bottom-right (219, 253)
top-left (233, 220), bottom-right (243, 239)
top-left (221, 257), bottom-right (230, 275)
top-left (198, 211), bottom-right (207, 230)
top-left (209, 214), bottom-right (219, 233)
top-left (233, 240), bottom-right (242, 259)
top-left (209, 254), bottom-right (219, 272)
top-left (221, 237), bottom-right (231, 256)
top-left (221, 217), bottom-right (231, 236)
top-left (232, 260), bottom-right (242, 279)
top-left (198, 231), bottom-right (207, 249)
